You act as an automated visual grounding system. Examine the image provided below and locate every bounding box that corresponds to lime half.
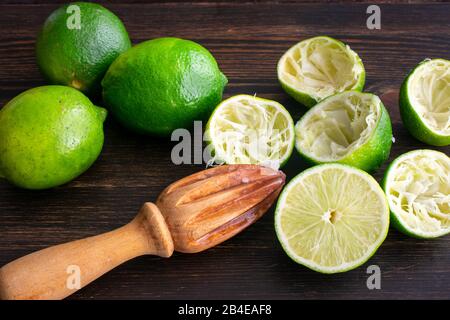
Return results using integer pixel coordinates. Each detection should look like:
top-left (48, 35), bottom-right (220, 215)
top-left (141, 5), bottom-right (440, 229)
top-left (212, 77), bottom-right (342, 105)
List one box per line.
top-left (275, 164), bottom-right (389, 273)
top-left (277, 36), bottom-right (365, 108)
top-left (295, 91), bottom-right (392, 172)
top-left (400, 59), bottom-right (450, 146)
top-left (205, 94), bottom-right (295, 169)
top-left (383, 149), bottom-right (450, 239)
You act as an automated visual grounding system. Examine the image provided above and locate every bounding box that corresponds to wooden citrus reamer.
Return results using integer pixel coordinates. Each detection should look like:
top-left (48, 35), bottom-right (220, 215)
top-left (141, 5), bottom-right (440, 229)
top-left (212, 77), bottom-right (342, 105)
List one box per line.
top-left (0, 165), bottom-right (285, 300)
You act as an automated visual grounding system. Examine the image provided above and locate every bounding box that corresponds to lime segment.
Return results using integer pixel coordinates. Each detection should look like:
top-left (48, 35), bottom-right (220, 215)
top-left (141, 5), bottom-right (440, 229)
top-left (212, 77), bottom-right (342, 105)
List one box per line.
top-left (205, 95), bottom-right (295, 169)
top-left (295, 91), bottom-right (392, 172)
top-left (275, 164), bottom-right (389, 273)
top-left (384, 149), bottom-right (450, 238)
top-left (277, 36), bottom-right (365, 107)
top-left (400, 59), bottom-right (450, 146)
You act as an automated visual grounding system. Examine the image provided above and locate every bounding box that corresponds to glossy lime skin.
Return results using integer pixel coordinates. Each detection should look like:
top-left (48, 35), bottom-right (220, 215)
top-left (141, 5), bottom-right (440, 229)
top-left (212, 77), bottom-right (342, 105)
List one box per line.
top-left (36, 2), bottom-right (131, 95)
top-left (399, 59), bottom-right (450, 146)
top-left (102, 37), bottom-right (228, 136)
top-left (0, 86), bottom-right (107, 190)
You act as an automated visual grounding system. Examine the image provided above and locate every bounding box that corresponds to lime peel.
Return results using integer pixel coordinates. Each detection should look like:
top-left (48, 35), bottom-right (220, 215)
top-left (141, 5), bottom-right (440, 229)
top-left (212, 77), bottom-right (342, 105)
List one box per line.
top-left (384, 149), bottom-right (450, 238)
top-left (205, 94), bottom-right (295, 170)
top-left (407, 59), bottom-right (450, 135)
top-left (296, 91), bottom-right (380, 161)
top-left (278, 36), bottom-right (365, 107)
top-left (400, 58), bottom-right (450, 146)
top-left (295, 91), bottom-right (392, 172)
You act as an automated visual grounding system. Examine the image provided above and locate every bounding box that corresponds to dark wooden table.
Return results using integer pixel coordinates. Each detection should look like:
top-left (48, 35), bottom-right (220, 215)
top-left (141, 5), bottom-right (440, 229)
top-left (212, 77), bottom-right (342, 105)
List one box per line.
top-left (0, 1), bottom-right (449, 300)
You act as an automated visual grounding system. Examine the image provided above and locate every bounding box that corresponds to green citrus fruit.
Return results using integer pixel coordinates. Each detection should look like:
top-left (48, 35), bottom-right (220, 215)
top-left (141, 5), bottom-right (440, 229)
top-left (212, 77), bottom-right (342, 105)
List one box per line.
top-left (102, 37), bottom-right (227, 136)
top-left (36, 2), bottom-right (131, 95)
top-left (278, 36), bottom-right (365, 108)
top-left (275, 163), bottom-right (389, 273)
top-left (295, 91), bottom-right (392, 172)
top-left (399, 59), bottom-right (450, 146)
top-left (205, 94), bottom-right (295, 169)
top-left (383, 149), bottom-right (450, 239)
top-left (0, 86), bottom-right (107, 190)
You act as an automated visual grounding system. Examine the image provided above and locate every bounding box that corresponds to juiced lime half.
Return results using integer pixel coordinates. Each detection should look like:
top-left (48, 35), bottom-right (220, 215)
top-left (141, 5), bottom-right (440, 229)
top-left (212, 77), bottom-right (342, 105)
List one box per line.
top-left (205, 94), bottom-right (295, 169)
top-left (383, 149), bottom-right (450, 239)
top-left (277, 36), bottom-right (365, 108)
top-left (275, 164), bottom-right (389, 273)
top-left (399, 59), bottom-right (450, 146)
top-left (295, 91), bottom-right (392, 172)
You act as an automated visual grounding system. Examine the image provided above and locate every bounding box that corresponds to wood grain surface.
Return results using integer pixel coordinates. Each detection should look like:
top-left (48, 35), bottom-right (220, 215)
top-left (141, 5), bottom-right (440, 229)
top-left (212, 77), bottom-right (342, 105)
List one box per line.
top-left (0, 1), bottom-right (449, 299)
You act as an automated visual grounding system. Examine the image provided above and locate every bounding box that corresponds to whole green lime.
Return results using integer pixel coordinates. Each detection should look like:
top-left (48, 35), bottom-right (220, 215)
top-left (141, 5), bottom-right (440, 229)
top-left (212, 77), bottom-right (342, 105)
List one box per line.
top-left (36, 2), bottom-right (131, 95)
top-left (102, 37), bottom-right (228, 136)
top-left (0, 86), bottom-right (107, 190)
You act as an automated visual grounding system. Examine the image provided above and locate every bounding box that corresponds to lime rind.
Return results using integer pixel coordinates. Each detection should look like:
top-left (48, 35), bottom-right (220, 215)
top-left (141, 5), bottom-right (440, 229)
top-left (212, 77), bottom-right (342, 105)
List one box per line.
top-left (295, 91), bottom-right (392, 172)
top-left (383, 149), bottom-right (450, 239)
top-left (0, 86), bottom-right (106, 190)
top-left (275, 163), bottom-right (389, 274)
top-left (277, 36), bottom-right (365, 108)
top-left (400, 58), bottom-right (450, 146)
top-left (205, 94), bottom-right (295, 169)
